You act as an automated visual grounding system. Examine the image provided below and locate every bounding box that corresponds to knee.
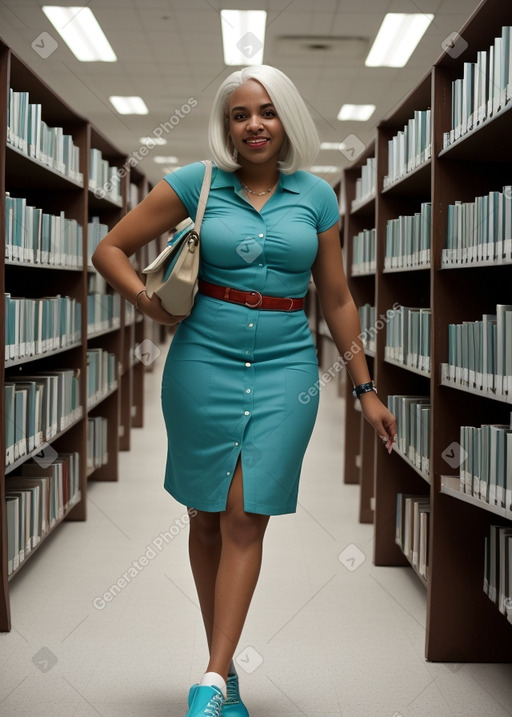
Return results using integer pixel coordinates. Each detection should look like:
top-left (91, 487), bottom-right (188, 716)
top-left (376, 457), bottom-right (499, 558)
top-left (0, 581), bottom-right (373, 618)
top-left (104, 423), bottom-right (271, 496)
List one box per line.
top-left (189, 509), bottom-right (221, 546)
top-left (221, 511), bottom-right (269, 549)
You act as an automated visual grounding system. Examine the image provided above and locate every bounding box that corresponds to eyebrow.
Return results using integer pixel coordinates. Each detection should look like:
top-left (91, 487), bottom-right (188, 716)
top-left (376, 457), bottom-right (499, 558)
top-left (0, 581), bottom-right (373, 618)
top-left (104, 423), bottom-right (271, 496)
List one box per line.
top-left (230, 103), bottom-right (275, 112)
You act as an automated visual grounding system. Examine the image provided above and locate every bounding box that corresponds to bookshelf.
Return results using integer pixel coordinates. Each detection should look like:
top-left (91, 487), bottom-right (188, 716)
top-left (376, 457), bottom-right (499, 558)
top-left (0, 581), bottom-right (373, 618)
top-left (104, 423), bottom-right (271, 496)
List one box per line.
top-left (0, 37), bottom-right (155, 630)
top-left (342, 142), bottom-right (377, 524)
top-left (342, 0), bottom-right (512, 660)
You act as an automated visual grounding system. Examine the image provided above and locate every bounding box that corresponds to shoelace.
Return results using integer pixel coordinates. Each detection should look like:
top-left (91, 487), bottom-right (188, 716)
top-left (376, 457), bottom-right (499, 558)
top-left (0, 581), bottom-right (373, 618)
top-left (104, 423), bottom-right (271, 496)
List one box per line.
top-left (225, 676), bottom-right (240, 705)
top-left (204, 691), bottom-right (224, 716)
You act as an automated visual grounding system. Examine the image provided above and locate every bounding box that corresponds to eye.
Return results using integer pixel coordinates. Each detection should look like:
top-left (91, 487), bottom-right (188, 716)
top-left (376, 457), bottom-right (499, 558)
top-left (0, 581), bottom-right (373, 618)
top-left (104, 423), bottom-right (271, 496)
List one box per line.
top-left (263, 109), bottom-right (276, 117)
top-left (233, 112), bottom-right (246, 121)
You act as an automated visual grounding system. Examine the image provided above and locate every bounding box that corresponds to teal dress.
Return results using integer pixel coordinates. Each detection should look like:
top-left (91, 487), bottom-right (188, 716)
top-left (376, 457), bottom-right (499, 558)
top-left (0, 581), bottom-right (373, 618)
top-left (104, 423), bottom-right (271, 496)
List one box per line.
top-left (161, 162), bottom-right (339, 515)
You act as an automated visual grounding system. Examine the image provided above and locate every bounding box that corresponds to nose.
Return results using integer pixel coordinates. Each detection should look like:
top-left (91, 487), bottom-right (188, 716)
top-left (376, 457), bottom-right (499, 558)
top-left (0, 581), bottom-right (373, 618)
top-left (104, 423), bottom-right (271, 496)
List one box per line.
top-left (246, 115), bottom-right (263, 132)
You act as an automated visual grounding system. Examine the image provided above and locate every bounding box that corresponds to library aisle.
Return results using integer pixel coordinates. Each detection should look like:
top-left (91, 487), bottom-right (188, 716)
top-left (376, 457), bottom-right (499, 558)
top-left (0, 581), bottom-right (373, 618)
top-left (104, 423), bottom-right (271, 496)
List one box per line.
top-left (0, 341), bottom-right (511, 717)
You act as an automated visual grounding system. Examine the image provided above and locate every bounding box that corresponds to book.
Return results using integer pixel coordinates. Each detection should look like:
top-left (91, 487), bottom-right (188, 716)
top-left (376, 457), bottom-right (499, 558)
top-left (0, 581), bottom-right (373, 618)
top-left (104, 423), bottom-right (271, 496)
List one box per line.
top-left (384, 110), bottom-right (431, 188)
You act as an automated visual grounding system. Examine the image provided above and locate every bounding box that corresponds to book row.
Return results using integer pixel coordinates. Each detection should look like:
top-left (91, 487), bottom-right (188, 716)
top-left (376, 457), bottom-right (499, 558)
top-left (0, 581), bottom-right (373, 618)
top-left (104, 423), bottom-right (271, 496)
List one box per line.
top-left (87, 349), bottom-right (117, 408)
top-left (485, 524), bottom-right (512, 624)
top-left (89, 148), bottom-right (122, 204)
top-left (125, 299), bottom-right (136, 326)
top-left (7, 89), bottom-right (82, 183)
top-left (385, 306), bottom-right (431, 374)
top-left (351, 228), bottom-right (376, 275)
top-left (444, 25), bottom-right (512, 148)
top-left (5, 452), bottom-right (81, 576)
top-left (442, 304), bottom-right (512, 396)
top-left (387, 395), bottom-right (431, 477)
top-left (395, 492), bottom-right (430, 579)
top-left (442, 186), bottom-right (512, 266)
top-left (129, 182), bottom-right (139, 209)
top-left (5, 294), bottom-right (81, 363)
top-left (4, 193), bottom-right (83, 268)
top-left (457, 417), bottom-right (512, 509)
top-left (384, 203), bottom-right (431, 270)
top-left (87, 416), bottom-right (108, 472)
top-left (352, 157), bottom-right (376, 209)
top-left (4, 369), bottom-right (81, 467)
top-left (359, 303), bottom-right (376, 354)
top-left (383, 109), bottom-right (431, 188)
top-left (87, 217), bottom-right (109, 268)
top-left (87, 293), bottom-right (121, 335)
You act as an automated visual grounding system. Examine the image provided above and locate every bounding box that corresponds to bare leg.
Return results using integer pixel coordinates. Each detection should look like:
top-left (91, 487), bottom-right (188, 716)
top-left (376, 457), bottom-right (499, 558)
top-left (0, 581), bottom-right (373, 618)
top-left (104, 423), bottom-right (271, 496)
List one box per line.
top-left (188, 458), bottom-right (270, 682)
top-left (188, 508), bottom-right (221, 653)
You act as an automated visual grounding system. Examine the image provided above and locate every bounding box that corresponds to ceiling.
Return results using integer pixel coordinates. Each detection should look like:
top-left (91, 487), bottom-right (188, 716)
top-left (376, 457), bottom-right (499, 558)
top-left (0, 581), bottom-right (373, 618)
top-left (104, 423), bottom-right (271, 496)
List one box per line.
top-left (0, 0), bottom-right (482, 187)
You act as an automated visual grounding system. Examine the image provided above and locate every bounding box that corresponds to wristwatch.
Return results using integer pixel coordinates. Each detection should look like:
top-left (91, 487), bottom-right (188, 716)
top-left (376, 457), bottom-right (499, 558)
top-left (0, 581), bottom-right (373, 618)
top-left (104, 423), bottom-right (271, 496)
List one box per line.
top-left (352, 381), bottom-right (377, 399)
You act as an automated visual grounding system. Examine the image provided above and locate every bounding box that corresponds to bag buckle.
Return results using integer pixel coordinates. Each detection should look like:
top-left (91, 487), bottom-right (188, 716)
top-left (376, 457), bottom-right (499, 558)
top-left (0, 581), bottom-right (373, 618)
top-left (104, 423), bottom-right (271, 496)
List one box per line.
top-left (245, 291), bottom-right (263, 308)
top-left (187, 231), bottom-right (200, 253)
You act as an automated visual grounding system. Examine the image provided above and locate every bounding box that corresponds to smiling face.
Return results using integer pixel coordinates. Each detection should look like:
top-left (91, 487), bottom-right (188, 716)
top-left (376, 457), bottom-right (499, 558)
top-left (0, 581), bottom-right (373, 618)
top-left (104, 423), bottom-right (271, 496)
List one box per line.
top-left (228, 80), bottom-right (286, 169)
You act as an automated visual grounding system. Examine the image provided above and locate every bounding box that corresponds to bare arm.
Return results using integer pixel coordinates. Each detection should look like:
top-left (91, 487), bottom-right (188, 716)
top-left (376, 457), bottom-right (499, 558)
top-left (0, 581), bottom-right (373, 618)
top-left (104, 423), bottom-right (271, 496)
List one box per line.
top-left (311, 224), bottom-right (397, 448)
top-left (91, 180), bottom-right (189, 324)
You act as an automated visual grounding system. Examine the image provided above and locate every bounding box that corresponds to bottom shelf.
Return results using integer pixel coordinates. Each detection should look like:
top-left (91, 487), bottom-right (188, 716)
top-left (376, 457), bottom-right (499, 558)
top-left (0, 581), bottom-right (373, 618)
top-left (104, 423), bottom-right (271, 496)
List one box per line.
top-left (8, 491), bottom-right (82, 581)
top-left (395, 538), bottom-right (429, 588)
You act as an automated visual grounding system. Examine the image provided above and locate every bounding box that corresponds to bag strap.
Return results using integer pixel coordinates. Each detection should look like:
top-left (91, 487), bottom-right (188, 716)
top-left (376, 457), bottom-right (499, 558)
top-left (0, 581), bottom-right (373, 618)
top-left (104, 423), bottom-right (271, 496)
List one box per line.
top-left (194, 160), bottom-right (213, 233)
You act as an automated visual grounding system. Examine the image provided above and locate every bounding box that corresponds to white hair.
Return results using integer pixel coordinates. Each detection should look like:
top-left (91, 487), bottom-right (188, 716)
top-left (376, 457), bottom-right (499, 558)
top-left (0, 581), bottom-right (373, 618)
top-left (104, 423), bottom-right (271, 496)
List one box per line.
top-left (208, 65), bottom-right (320, 174)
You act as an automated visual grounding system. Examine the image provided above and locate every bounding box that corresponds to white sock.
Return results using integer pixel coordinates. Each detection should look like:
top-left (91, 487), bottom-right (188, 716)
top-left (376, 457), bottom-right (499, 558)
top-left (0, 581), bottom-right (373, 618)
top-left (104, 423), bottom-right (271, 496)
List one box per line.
top-left (228, 660), bottom-right (237, 676)
top-left (200, 671), bottom-right (227, 699)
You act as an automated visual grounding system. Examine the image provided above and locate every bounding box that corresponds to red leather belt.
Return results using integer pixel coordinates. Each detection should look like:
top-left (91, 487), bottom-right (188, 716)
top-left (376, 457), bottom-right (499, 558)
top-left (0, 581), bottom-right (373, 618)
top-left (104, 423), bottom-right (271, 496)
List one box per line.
top-left (198, 279), bottom-right (305, 312)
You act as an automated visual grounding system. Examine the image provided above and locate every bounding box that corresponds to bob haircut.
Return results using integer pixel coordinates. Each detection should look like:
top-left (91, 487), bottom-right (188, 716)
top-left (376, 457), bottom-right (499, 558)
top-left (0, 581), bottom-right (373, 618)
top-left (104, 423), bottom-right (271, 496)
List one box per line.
top-left (208, 65), bottom-right (320, 175)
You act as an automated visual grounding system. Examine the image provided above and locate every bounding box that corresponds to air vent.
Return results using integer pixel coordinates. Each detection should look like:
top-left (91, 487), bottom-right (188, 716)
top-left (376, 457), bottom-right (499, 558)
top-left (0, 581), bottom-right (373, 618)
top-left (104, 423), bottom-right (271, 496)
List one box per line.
top-left (277, 36), bottom-right (368, 58)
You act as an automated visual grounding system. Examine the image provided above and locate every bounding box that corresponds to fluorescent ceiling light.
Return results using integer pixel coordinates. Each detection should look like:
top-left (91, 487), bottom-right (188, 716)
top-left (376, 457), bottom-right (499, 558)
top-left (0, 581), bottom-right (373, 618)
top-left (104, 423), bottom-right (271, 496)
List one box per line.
top-left (140, 136), bottom-right (167, 146)
top-left (310, 166), bottom-right (339, 173)
top-left (320, 142), bottom-right (347, 150)
top-left (365, 13), bottom-right (434, 67)
top-left (220, 10), bottom-right (266, 65)
top-left (153, 156), bottom-right (179, 164)
top-left (42, 6), bottom-right (117, 62)
top-left (110, 96), bottom-right (148, 115)
top-left (337, 104), bottom-right (375, 121)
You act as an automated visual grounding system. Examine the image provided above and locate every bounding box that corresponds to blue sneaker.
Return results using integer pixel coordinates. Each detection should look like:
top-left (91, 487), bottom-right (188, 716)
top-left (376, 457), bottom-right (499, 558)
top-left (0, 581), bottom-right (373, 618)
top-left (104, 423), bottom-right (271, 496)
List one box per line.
top-left (186, 684), bottom-right (225, 716)
top-left (188, 675), bottom-right (249, 716)
top-left (224, 674), bottom-right (250, 716)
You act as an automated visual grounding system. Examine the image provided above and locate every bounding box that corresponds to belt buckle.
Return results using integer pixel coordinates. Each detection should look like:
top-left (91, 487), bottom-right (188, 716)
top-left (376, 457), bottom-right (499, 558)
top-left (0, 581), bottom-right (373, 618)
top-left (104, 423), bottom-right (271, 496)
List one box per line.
top-left (285, 298), bottom-right (295, 311)
top-left (245, 291), bottom-right (263, 308)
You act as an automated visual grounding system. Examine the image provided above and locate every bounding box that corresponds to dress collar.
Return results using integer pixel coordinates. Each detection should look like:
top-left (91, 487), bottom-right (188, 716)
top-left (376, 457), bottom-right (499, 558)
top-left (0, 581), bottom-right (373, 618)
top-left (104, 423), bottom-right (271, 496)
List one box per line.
top-left (210, 166), bottom-right (301, 194)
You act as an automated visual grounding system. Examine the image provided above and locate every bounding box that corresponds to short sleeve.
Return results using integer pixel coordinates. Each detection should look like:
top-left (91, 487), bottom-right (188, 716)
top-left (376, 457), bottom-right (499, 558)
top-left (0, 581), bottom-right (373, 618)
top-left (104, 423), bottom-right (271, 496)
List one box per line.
top-left (163, 162), bottom-right (207, 221)
top-left (314, 179), bottom-right (340, 234)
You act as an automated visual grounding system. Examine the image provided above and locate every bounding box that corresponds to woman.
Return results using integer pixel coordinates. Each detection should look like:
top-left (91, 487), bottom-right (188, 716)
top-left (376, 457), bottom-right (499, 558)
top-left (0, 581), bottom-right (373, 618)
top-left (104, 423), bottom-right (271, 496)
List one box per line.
top-left (92, 65), bottom-right (396, 717)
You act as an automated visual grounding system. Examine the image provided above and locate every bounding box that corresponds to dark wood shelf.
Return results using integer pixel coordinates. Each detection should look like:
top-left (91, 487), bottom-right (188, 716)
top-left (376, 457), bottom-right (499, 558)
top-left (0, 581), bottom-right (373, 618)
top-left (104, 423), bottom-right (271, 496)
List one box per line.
top-left (6, 142), bottom-right (84, 189)
top-left (5, 407), bottom-right (84, 475)
top-left (382, 158), bottom-right (431, 197)
top-left (439, 100), bottom-right (512, 162)
top-left (5, 340), bottom-right (83, 369)
top-left (7, 491), bottom-right (82, 582)
top-left (391, 443), bottom-right (430, 484)
top-left (383, 263), bottom-right (431, 273)
top-left (441, 475), bottom-right (512, 520)
top-left (384, 356), bottom-right (431, 379)
top-left (0, 36), bottom-right (155, 631)
top-left (395, 540), bottom-right (429, 589)
top-left (350, 191), bottom-right (376, 216)
top-left (342, 0), bottom-right (512, 663)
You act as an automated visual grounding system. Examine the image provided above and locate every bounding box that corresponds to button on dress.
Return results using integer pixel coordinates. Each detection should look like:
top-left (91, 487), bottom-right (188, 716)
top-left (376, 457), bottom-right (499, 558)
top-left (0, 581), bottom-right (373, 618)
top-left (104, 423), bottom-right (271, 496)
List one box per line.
top-left (160, 162), bottom-right (339, 515)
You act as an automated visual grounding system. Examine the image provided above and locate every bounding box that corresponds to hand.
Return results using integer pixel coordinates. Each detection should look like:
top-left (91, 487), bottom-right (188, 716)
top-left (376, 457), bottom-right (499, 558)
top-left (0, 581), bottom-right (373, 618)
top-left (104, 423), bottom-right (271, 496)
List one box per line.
top-left (138, 291), bottom-right (186, 326)
top-left (358, 391), bottom-right (397, 454)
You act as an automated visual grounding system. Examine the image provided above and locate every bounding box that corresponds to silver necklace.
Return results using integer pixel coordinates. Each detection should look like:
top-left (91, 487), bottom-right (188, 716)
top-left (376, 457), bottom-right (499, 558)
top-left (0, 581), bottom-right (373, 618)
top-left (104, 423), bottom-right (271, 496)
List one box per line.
top-left (239, 178), bottom-right (278, 196)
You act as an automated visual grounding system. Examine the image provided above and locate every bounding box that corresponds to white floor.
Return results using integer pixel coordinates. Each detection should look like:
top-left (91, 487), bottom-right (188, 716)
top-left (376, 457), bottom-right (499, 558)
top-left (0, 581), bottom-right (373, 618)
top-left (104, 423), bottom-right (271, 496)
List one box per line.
top-left (1, 339), bottom-right (512, 717)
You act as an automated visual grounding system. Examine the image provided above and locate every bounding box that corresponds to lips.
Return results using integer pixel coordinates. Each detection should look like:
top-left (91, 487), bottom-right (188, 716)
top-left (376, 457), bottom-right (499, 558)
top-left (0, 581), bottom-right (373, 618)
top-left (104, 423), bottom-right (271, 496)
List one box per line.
top-left (244, 137), bottom-right (269, 148)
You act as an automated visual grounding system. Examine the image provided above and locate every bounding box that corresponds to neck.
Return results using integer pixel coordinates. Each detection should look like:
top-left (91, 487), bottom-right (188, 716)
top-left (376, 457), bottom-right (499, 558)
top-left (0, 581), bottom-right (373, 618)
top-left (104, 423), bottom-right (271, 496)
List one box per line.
top-left (236, 161), bottom-right (279, 190)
